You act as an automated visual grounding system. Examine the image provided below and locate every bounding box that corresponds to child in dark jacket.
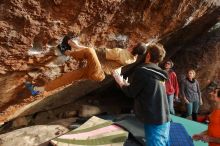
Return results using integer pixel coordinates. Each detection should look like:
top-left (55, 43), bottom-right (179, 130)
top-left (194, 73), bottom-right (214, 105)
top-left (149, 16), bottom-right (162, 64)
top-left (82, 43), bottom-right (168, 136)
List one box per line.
top-left (181, 69), bottom-right (203, 121)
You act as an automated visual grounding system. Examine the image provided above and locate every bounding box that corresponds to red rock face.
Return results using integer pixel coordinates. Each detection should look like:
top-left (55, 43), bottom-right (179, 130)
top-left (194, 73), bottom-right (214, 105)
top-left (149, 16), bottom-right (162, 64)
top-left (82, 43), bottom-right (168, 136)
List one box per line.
top-left (1, 0), bottom-right (218, 69)
top-left (0, 0), bottom-right (219, 122)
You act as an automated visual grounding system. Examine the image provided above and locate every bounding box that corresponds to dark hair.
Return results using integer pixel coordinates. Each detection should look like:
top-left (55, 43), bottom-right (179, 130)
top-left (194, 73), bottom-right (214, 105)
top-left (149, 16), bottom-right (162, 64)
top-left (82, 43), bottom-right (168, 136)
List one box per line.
top-left (146, 43), bottom-right (166, 63)
top-left (131, 42), bottom-right (147, 56)
top-left (207, 81), bottom-right (220, 97)
top-left (58, 34), bottom-right (73, 54)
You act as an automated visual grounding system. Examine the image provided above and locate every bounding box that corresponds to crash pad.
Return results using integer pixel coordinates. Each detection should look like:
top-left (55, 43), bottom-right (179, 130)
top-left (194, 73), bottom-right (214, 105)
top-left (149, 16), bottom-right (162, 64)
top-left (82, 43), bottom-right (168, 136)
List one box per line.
top-left (115, 115), bottom-right (195, 146)
top-left (50, 115), bottom-right (208, 146)
top-left (171, 115), bottom-right (208, 146)
top-left (50, 116), bottom-right (128, 146)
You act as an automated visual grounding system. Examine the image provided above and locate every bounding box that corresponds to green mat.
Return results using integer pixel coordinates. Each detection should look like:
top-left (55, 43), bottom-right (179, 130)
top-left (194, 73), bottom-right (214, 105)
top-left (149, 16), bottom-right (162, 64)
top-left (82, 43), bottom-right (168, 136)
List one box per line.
top-left (50, 116), bottom-right (128, 146)
top-left (171, 115), bottom-right (208, 146)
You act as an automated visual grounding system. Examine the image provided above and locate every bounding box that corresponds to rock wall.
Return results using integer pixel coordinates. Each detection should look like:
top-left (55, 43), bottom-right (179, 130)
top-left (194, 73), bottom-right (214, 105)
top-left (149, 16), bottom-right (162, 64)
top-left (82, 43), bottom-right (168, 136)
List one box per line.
top-left (1, 0), bottom-right (219, 73)
top-left (172, 23), bottom-right (220, 112)
top-left (0, 0), bottom-right (219, 122)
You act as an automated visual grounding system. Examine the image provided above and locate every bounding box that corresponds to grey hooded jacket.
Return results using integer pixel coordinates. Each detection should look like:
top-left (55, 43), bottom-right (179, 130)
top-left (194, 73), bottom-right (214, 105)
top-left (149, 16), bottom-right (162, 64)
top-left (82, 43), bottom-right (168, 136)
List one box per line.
top-left (122, 63), bottom-right (171, 124)
top-left (181, 78), bottom-right (201, 102)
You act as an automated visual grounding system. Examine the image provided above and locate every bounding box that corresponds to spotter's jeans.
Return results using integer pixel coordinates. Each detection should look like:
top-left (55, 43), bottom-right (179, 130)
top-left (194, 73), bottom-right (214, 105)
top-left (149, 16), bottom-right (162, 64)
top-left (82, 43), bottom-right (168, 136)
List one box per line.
top-left (144, 122), bottom-right (170, 146)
